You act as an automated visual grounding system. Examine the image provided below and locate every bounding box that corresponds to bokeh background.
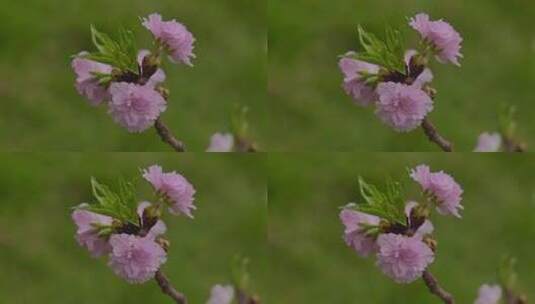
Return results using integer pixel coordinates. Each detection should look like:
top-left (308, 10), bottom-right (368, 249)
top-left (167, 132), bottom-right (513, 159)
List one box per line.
top-left (268, 0), bottom-right (535, 151)
top-left (0, 0), bottom-right (266, 151)
top-left (267, 153), bottom-right (535, 303)
top-left (0, 153), bottom-right (268, 303)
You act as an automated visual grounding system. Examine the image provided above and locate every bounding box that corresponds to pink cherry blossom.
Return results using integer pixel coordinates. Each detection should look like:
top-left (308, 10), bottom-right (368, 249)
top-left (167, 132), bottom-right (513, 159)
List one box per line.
top-left (108, 82), bottom-right (167, 133)
top-left (474, 284), bottom-right (502, 304)
top-left (339, 52), bottom-right (380, 106)
top-left (142, 13), bottom-right (196, 66)
top-left (474, 132), bottom-right (502, 152)
top-left (206, 284), bottom-right (235, 304)
top-left (339, 208), bottom-right (381, 257)
top-left (142, 165), bottom-right (196, 218)
top-left (108, 233), bottom-right (167, 284)
top-left (409, 13), bottom-right (463, 66)
top-left (410, 165), bottom-right (464, 217)
top-left (206, 133), bottom-right (235, 152)
top-left (376, 233), bottom-right (434, 283)
top-left (72, 208), bottom-right (113, 257)
top-left (375, 82), bottom-right (433, 132)
top-left (71, 52), bottom-right (112, 106)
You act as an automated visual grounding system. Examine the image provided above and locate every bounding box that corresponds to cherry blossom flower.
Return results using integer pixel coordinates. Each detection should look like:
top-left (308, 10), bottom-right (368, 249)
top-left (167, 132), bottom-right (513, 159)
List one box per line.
top-left (339, 208), bottom-right (381, 257)
top-left (206, 284), bottom-right (235, 304)
top-left (142, 13), bottom-right (196, 66)
top-left (71, 53), bottom-right (112, 105)
top-left (410, 13), bottom-right (463, 66)
top-left (410, 165), bottom-right (464, 218)
top-left (375, 82), bottom-right (433, 132)
top-left (339, 52), bottom-right (380, 106)
top-left (108, 233), bottom-right (167, 284)
top-left (474, 132), bottom-right (502, 152)
top-left (142, 165), bottom-right (196, 218)
top-left (206, 133), bottom-right (235, 152)
top-left (474, 284), bottom-right (502, 304)
top-left (72, 208), bottom-right (113, 257)
top-left (108, 82), bottom-right (167, 133)
top-left (376, 233), bottom-right (435, 283)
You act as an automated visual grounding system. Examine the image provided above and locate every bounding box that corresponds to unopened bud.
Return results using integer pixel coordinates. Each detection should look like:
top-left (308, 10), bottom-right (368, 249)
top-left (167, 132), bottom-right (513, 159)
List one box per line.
top-left (423, 236), bottom-right (437, 252)
top-left (156, 237), bottom-right (170, 252)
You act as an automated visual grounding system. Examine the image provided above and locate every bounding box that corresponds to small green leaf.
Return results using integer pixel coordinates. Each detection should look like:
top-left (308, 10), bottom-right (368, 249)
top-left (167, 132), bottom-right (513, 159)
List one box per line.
top-left (83, 177), bottom-right (139, 225)
top-left (231, 255), bottom-right (251, 291)
top-left (86, 25), bottom-right (139, 74)
top-left (355, 25), bottom-right (406, 74)
top-left (354, 176), bottom-right (406, 225)
top-left (498, 104), bottom-right (517, 139)
top-left (498, 256), bottom-right (518, 291)
top-left (230, 105), bottom-right (250, 139)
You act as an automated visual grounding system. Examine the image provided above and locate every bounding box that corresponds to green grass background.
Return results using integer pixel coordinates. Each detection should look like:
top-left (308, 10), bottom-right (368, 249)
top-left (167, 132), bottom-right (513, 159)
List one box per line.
top-left (0, 153), bottom-right (268, 303)
top-left (0, 0), bottom-right (266, 151)
top-left (267, 153), bottom-right (535, 303)
top-left (268, 0), bottom-right (535, 151)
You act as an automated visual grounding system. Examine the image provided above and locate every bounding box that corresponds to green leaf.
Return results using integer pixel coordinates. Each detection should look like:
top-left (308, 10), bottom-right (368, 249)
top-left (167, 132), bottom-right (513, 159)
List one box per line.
top-left (84, 25), bottom-right (139, 74)
top-left (354, 176), bottom-right (406, 225)
top-left (231, 255), bottom-right (251, 291)
top-left (230, 105), bottom-right (250, 139)
top-left (355, 25), bottom-right (406, 74)
top-left (498, 256), bottom-right (518, 290)
top-left (82, 177), bottom-right (139, 225)
top-left (498, 104), bottom-right (517, 139)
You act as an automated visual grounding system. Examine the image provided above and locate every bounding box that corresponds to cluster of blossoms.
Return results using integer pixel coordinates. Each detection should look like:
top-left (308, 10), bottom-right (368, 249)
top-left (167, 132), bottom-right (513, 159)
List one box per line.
top-left (72, 164), bottom-right (195, 284)
top-left (72, 13), bottom-right (195, 133)
top-left (339, 13), bottom-right (463, 132)
top-left (340, 164), bottom-right (463, 283)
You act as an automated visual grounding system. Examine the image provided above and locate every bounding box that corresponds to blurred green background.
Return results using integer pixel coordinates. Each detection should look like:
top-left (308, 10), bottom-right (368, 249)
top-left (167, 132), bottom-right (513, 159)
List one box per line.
top-left (0, 153), bottom-right (268, 303)
top-left (0, 0), bottom-right (266, 151)
top-left (268, 0), bottom-right (535, 151)
top-left (267, 153), bottom-right (535, 303)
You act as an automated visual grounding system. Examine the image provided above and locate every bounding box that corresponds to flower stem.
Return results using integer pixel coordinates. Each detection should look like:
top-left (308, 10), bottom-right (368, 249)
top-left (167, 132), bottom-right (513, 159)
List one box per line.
top-left (154, 270), bottom-right (187, 304)
top-left (154, 118), bottom-right (186, 152)
top-left (421, 117), bottom-right (453, 152)
top-left (422, 270), bottom-right (455, 304)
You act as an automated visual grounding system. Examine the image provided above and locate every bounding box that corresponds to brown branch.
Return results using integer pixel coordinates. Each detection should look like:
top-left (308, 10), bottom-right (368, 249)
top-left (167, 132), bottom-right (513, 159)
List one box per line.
top-left (422, 270), bottom-right (455, 304)
top-left (503, 137), bottom-right (527, 153)
top-left (154, 270), bottom-right (187, 304)
top-left (237, 289), bottom-right (261, 304)
top-left (421, 118), bottom-right (453, 152)
top-left (154, 118), bottom-right (186, 152)
top-left (504, 287), bottom-right (528, 304)
top-left (235, 138), bottom-right (258, 152)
